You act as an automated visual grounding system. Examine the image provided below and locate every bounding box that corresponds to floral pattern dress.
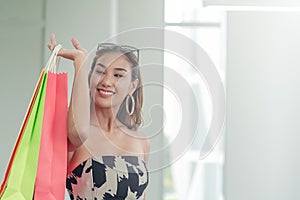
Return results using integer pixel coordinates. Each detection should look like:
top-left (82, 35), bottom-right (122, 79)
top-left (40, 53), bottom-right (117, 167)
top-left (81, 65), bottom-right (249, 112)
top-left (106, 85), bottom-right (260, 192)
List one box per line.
top-left (66, 156), bottom-right (149, 200)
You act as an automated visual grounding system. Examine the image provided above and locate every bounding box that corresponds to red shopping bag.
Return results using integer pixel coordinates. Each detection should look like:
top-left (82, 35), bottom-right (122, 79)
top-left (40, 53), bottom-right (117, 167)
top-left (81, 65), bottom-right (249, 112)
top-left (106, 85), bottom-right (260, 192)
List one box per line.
top-left (34, 71), bottom-right (68, 199)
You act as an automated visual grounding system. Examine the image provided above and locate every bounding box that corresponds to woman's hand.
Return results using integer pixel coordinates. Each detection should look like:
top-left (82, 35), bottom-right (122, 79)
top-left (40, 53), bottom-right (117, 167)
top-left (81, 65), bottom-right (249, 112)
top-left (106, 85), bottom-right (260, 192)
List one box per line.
top-left (48, 34), bottom-right (88, 72)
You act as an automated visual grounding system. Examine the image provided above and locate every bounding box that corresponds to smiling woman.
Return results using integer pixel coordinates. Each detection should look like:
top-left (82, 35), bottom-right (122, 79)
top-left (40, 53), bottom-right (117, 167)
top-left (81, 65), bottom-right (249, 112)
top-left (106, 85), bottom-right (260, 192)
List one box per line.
top-left (48, 35), bottom-right (149, 200)
top-left (88, 44), bottom-right (142, 130)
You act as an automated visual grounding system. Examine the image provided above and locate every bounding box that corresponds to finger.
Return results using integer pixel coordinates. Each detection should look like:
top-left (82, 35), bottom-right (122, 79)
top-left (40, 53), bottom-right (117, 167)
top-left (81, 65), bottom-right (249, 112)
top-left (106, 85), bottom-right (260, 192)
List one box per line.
top-left (57, 48), bottom-right (78, 60)
top-left (71, 38), bottom-right (87, 53)
top-left (50, 33), bottom-right (57, 47)
top-left (48, 44), bottom-right (55, 51)
top-left (48, 33), bottom-right (57, 51)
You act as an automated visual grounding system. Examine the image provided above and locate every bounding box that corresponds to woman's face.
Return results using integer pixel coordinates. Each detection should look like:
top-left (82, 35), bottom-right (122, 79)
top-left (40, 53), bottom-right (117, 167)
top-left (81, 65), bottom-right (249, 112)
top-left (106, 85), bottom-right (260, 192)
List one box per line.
top-left (89, 52), bottom-right (138, 110)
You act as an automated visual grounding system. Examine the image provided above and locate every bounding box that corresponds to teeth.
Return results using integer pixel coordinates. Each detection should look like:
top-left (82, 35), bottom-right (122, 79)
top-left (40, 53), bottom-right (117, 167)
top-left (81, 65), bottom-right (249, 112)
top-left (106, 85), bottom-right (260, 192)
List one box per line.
top-left (99, 89), bottom-right (114, 95)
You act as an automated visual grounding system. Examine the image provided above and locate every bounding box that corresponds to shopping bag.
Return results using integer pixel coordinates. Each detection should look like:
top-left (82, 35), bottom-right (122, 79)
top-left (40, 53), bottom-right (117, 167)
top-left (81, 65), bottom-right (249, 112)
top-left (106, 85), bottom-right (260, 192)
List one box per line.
top-left (0, 72), bottom-right (48, 199)
top-left (0, 70), bottom-right (45, 197)
top-left (0, 45), bottom-right (68, 200)
top-left (34, 48), bottom-right (68, 199)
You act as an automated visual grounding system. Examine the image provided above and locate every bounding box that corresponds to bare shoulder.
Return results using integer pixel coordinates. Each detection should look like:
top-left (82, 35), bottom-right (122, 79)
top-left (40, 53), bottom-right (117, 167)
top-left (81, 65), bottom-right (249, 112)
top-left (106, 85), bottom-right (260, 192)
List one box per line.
top-left (135, 130), bottom-right (148, 139)
top-left (136, 130), bottom-right (150, 148)
top-left (121, 126), bottom-right (150, 162)
top-left (135, 130), bottom-right (150, 163)
top-left (127, 129), bottom-right (150, 152)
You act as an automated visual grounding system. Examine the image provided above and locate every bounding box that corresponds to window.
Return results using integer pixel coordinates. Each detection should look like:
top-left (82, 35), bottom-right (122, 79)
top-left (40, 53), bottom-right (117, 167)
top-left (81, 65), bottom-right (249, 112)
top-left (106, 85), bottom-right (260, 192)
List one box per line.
top-left (163, 1), bottom-right (226, 199)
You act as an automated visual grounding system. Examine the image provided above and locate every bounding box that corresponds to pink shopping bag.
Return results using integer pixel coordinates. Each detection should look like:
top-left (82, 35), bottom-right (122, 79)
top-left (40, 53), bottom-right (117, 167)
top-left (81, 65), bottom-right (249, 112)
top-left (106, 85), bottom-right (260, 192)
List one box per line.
top-left (34, 47), bottom-right (68, 199)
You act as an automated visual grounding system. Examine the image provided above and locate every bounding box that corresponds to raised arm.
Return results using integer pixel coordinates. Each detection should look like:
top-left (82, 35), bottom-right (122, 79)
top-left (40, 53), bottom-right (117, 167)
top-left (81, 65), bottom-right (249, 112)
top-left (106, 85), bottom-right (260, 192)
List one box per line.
top-left (48, 34), bottom-right (90, 151)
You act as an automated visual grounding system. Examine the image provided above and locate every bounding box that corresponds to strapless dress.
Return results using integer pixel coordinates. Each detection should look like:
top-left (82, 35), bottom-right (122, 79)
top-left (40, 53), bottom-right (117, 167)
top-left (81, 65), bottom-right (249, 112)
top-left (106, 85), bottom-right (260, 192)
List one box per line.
top-left (66, 155), bottom-right (149, 200)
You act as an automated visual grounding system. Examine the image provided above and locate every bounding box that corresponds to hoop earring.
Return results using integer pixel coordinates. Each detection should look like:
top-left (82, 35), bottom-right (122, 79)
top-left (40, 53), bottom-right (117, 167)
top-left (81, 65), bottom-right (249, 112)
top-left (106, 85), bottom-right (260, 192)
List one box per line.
top-left (126, 95), bottom-right (135, 115)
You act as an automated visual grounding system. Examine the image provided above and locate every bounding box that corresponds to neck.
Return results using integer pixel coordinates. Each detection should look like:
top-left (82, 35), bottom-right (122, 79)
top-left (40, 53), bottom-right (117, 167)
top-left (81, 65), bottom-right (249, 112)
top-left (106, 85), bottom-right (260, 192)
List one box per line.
top-left (90, 104), bottom-right (122, 133)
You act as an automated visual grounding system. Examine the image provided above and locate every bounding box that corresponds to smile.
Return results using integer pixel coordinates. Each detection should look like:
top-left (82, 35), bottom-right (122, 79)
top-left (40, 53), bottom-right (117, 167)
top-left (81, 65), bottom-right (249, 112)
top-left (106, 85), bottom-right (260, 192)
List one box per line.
top-left (97, 88), bottom-right (115, 97)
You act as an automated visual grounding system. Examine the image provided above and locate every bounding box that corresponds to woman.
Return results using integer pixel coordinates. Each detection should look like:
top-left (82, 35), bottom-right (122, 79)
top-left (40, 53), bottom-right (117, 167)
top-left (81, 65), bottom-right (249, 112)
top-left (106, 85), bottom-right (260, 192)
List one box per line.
top-left (48, 34), bottom-right (150, 199)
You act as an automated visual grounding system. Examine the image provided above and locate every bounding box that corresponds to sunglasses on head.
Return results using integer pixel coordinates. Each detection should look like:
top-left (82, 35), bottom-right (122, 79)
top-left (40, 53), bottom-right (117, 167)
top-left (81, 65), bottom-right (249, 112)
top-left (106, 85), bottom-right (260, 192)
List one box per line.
top-left (97, 43), bottom-right (140, 62)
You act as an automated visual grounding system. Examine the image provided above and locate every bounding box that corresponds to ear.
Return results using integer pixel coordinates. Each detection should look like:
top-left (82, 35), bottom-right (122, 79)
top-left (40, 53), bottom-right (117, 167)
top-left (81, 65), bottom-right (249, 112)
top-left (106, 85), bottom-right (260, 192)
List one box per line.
top-left (129, 79), bottom-right (139, 95)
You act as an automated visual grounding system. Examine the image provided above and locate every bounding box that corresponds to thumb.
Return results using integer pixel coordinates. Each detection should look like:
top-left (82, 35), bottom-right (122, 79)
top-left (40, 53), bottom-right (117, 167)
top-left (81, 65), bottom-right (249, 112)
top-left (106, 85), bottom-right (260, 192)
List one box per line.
top-left (57, 48), bottom-right (78, 60)
top-left (71, 38), bottom-right (87, 53)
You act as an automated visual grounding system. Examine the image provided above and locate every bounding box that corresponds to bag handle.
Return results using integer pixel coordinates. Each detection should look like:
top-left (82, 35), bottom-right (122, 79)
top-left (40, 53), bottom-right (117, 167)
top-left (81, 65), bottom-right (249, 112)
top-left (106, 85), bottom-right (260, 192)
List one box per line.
top-left (45, 44), bottom-right (63, 73)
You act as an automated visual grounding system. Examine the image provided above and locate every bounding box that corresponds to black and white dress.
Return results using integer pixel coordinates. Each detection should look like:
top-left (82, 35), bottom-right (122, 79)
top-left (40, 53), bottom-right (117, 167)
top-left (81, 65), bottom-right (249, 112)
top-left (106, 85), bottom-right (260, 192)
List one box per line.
top-left (66, 156), bottom-right (149, 200)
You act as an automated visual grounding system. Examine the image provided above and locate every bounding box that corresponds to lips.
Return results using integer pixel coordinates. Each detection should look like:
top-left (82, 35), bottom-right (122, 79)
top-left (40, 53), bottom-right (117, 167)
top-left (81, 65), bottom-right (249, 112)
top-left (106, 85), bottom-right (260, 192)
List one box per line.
top-left (96, 88), bottom-right (115, 98)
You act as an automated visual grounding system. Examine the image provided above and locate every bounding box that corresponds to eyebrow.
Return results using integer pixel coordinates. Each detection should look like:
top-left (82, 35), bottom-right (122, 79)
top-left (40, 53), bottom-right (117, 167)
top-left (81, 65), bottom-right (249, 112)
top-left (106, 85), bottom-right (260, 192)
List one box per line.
top-left (96, 63), bottom-right (128, 72)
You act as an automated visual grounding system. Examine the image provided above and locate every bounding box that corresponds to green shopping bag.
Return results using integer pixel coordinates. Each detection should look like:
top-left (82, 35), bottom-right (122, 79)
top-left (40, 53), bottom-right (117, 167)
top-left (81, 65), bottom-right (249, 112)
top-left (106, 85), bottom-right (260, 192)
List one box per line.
top-left (0, 72), bottom-right (47, 199)
top-left (0, 70), bottom-right (45, 197)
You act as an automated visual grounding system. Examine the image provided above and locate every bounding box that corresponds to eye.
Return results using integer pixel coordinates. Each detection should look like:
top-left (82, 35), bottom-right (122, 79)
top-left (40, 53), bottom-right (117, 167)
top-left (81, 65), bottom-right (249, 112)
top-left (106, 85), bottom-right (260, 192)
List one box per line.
top-left (114, 74), bottom-right (123, 78)
top-left (95, 70), bottom-right (105, 75)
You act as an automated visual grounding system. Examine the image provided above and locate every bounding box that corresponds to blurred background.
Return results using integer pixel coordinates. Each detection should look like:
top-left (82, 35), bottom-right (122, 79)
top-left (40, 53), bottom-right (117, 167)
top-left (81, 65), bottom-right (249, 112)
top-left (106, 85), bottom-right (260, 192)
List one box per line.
top-left (1, 0), bottom-right (300, 200)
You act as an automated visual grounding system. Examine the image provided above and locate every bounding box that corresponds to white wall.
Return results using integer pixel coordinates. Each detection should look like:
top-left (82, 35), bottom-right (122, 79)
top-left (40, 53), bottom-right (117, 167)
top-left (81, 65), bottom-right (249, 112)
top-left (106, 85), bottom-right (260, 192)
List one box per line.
top-left (0, 0), bottom-right (45, 181)
top-left (225, 11), bottom-right (300, 200)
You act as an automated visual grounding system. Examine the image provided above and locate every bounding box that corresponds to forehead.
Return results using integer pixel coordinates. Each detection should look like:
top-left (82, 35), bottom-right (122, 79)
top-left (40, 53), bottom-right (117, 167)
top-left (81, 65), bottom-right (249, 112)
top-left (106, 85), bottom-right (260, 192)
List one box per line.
top-left (95, 52), bottom-right (132, 69)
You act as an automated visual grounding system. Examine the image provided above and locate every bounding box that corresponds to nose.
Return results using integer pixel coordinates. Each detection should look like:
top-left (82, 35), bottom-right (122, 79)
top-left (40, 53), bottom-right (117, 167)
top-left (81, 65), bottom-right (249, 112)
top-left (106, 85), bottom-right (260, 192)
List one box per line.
top-left (99, 73), bottom-right (113, 87)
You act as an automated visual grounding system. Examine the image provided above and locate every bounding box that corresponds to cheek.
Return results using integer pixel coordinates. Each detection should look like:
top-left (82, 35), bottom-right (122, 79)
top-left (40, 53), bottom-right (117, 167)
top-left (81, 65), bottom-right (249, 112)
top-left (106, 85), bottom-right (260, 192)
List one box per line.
top-left (116, 78), bottom-right (132, 92)
top-left (90, 74), bottom-right (101, 87)
top-left (89, 75), bottom-right (99, 96)
top-left (89, 78), bottom-right (96, 89)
